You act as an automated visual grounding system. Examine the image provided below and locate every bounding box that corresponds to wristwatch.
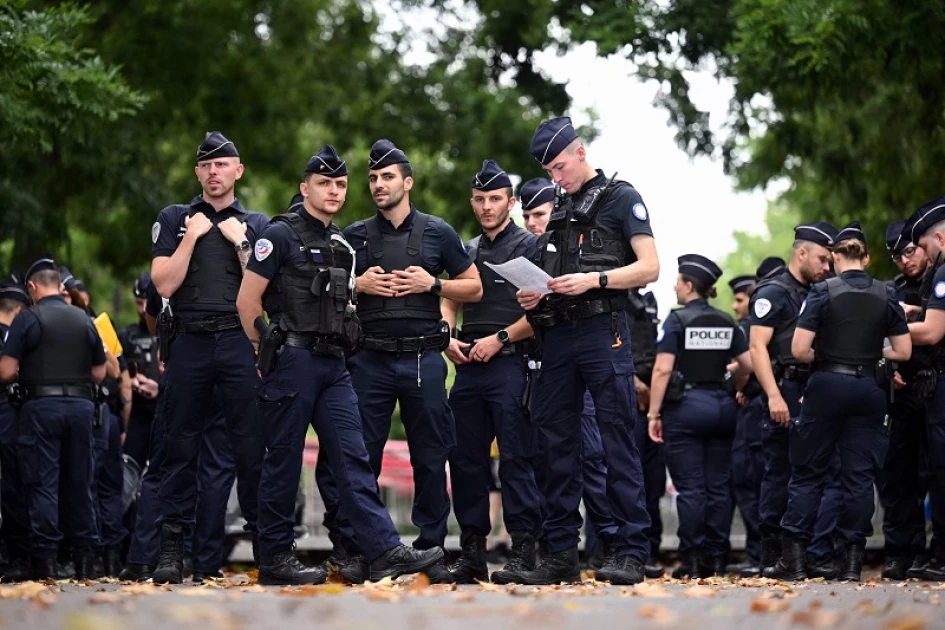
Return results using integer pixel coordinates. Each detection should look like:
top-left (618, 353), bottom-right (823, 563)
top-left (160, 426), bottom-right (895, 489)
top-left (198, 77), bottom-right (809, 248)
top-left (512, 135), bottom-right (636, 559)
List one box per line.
top-left (237, 239), bottom-right (251, 253)
top-left (497, 329), bottom-right (511, 345)
top-left (430, 277), bottom-right (442, 295)
top-left (599, 271), bottom-right (609, 288)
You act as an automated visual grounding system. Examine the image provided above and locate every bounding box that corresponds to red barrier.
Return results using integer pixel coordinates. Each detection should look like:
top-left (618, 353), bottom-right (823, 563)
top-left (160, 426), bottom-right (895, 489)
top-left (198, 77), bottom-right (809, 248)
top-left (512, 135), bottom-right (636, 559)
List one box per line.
top-left (303, 437), bottom-right (415, 495)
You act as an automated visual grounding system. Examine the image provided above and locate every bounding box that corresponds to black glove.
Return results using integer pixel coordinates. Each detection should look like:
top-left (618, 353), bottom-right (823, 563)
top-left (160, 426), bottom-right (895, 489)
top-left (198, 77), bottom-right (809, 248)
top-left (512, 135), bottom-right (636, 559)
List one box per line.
top-left (913, 368), bottom-right (937, 400)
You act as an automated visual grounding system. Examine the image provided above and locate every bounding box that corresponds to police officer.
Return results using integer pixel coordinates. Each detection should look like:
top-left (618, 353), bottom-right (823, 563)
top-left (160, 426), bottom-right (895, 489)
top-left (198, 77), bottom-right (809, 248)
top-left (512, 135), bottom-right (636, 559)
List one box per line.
top-left (517, 117), bottom-right (659, 585)
top-left (879, 219), bottom-right (933, 579)
top-left (119, 272), bottom-right (162, 469)
top-left (342, 139), bottom-right (481, 582)
top-left (520, 178), bottom-right (555, 236)
top-left (0, 258), bottom-right (107, 580)
top-left (149, 131), bottom-right (266, 583)
top-left (237, 145), bottom-right (444, 584)
top-left (902, 198), bottom-right (945, 581)
top-left (647, 255), bottom-right (752, 578)
top-left (0, 281), bottom-right (32, 581)
top-left (749, 224), bottom-right (845, 576)
top-left (766, 223), bottom-right (911, 581)
top-left (442, 160), bottom-right (542, 584)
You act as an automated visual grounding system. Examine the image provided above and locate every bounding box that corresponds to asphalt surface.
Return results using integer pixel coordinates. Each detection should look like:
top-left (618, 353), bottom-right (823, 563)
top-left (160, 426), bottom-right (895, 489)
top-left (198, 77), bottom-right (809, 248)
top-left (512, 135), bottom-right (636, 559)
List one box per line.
top-left (0, 572), bottom-right (943, 630)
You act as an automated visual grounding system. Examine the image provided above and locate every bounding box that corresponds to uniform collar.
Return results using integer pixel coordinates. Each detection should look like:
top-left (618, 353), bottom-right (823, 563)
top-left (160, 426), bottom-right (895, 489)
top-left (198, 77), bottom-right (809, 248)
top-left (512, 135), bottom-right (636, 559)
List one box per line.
top-left (299, 208), bottom-right (332, 233)
top-left (839, 269), bottom-right (867, 279)
top-left (38, 295), bottom-right (66, 305)
top-left (190, 195), bottom-right (247, 215)
top-left (481, 220), bottom-right (520, 247)
top-left (684, 298), bottom-right (708, 308)
top-left (575, 169), bottom-right (607, 197)
top-left (375, 204), bottom-right (417, 232)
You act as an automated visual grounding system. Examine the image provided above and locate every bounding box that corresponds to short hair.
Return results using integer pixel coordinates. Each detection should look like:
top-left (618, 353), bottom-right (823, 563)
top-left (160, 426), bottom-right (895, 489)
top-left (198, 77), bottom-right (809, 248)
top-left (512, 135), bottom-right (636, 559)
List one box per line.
top-left (30, 269), bottom-right (60, 288)
top-left (680, 273), bottom-right (717, 299)
top-left (0, 298), bottom-right (22, 314)
top-left (923, 219), bottom-right (945, 241)
top-left (565, 137), bottom-right (583, 155)
top-left (397, 162), bottom-right (413, 179)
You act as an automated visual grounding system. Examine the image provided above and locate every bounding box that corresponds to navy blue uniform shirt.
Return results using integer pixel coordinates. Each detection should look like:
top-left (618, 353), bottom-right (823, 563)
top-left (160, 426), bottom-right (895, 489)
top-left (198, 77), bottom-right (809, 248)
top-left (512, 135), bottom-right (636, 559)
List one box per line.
top-left (344, 205), bottom-right (473, 337)
top-left (749, 272), bottom-right (808, 331)
top-left (151, 195), bottom-right (270, 321)
top-left (3, 295), bottom-right (107, 365)
top-left (472, 220), bottom-right (538, 262)
top-left (657, 298), bottom-right (749, 356)
top-left (797, 270), bottom-right (908, 336)
top-left (145, 282), bottom-right (163, 319)
top-left (0, 322), bottom-right (8, 354)
top-left (925, 263), bottom-right (945, 313)
top-left (582, 170), bottom-right (654, 246)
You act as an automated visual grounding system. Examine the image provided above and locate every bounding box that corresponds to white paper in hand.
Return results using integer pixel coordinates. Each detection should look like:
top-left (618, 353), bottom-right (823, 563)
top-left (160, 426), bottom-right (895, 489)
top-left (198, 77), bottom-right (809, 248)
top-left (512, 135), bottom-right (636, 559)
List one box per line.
top-left (483, 257), bottom-right (553, 295)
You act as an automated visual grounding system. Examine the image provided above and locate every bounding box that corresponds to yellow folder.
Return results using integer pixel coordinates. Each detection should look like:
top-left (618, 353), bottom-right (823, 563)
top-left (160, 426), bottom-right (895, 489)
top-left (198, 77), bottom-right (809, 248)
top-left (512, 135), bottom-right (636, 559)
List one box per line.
top-left (94, 312), bottom-right (123, 356)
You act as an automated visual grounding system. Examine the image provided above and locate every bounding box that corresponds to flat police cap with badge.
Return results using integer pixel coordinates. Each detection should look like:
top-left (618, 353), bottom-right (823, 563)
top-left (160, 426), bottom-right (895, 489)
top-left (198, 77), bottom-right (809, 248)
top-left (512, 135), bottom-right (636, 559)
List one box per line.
top-left (678, 254), bottom-right (723, 289)
top-left (886, 219), bottom-right (909, 256)
top-left (794, 221), bottom-right (838, 249)
top-left (905, 195), bottom-right (945, 245)
top-left (471, 159), bottom-right (511, 191)
top-left (306, 145), bottom-right (348, 178)
top-left (196, 131), bottom-right (239, 164)
top-left (368, 139), bottom-right (409, 170)
top-left (520, 178), bottom-right (555, 210)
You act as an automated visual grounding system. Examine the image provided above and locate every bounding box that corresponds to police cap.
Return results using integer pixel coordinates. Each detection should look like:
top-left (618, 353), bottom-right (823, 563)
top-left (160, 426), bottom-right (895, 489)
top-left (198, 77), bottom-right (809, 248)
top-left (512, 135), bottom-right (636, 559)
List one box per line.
top-left (835, 221), bottom-right (867, 249)
top-left (25, 256), bottom-right (58, 282)
top-left (196, 131), bottom-right (239, 164)
top-left (885, 219), bottom-right (908, 255)
top-left (728, 275), bottom-right (755, 295)
top-left (520, 178), bottom-right (555, 210)
top-left (471, 159), bottom-right (512, 192)
top-left (756, 257), bottom-right (786, 280)
top-left (529, 116), bottom-right (577, 166)
top-left (58, 266), bottom-right (77, 291)
top-left (305, 145), bottom-right (347, 178)
top-left (368, 139), bottom-right (409, 170)
top-left (0, 282), bottom-right (31, 307)
top-left (134, 271), bottom-right (152, 298)
top-left (793, 222), bottom-right (838, 249)
top-left (678, 254), bottom-right (723, 288)
top-left (905, 196), bottom-right (945, 244)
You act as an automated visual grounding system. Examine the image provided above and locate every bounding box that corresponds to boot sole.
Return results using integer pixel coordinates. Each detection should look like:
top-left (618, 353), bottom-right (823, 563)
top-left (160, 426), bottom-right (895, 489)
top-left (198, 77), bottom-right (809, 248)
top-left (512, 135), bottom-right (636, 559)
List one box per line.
top-left (151, 575), bottom-right (182, 584)
top-left (490, 569), bottom-right (530, 585)
top-left (369, 549), bottom-right (445, 582)
top-left (258, 572), bottom-right (327, 586)
top-left (452, 569), bottom-right (489, 585)
top-left (597, 570), bottom-right (644, 585)
top-left (518, 572), bottom-right (581, 585)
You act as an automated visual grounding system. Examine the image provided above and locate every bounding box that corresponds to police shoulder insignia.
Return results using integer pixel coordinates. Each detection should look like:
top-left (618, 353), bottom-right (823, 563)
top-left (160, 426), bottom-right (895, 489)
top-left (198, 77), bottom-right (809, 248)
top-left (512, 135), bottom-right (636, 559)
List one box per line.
top-left (255, 238), bottom-right (274, 262)
top-left (656, 327), bottom-right (665, 343)
top-left (631, 202), bottom-right (648, 221)
top-left (935, 281), bottom-right (945, 299)
top-left (151, 222), bottom-right (161, 244)
top-left (798, 299), bottom-right (807, 316)
top-left (754, 298), bottom-right (772, 318)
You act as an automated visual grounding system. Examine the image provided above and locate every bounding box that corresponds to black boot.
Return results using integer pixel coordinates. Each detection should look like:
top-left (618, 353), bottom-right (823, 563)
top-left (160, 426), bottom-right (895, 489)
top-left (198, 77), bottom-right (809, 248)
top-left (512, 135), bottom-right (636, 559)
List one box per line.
top-left (259, 550), bottom-right (327, 585)
top-left (760, 537), bottom-right (781, 573)
top-left (838, 544), bottom-right (865, 581)
top-left (102, 546), bottom-right (123, 578)
top-left (152, 524), bottom-right (185, 584)
top-left (671, 550), bottom-right (701, 580)
top-left (369, 545), bottom-right (444, 582)
top-left (916, 555), bottom-right (945, 581)
top-left (338, 554), bottom-right (368, 584)
top-left (699, 553), bottom-right (727, 577)
top-left (491, 533), bottom-right (537, 584)
top-left (0, 557), bottom-right (32, 582)
top-left (450, 533), bottom-right (488, 584)
top-left (807, 555), bottom-right (838, 580)
top-left (517, 548), bottom-right (581, 585)
top-left (30, 557), bottom-right (57, 581)
top-left (119, 563), bottom-right (154, 582)
top-left (644, 555), bottom-right (665, 579)
top-left (597, 555), bottom-right (645, 585)
top-left (192, 569), bottom-right (225, 583)
top-left (74, 546), bottom-right (96, 581)
top-left (906, 554), bottom-right (933, 579)
top-left (325, 531), bottom-right (348, 567)
top-left (727, 558), bottom-right (760, 578)
top-left (762, 536), bottom-right (807, 581)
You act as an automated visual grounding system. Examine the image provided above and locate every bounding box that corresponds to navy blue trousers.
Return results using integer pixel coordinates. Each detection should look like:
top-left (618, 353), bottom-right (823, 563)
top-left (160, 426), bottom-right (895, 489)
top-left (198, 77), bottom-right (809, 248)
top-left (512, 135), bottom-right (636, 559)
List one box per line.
top-left (158, 330), bottom-right (263, 534)
top-left (532, 311), bottom-right (650, 561)
top-left (662, 389), bottom-right (736, 558)
top-left (258, 347), bottom-right (400, 562)
top-left (924, 377), bottom-right (945, 556)
top-left (93, 410), bottom-right (127, 548)
top-left (348, 348), bottom-right (455, 551)
top-left (17, 398), bottom-right (97, 557)
top-left (781, 372), bottom-right (888, 547)
top-left (731, 397), bottom-right (764, 561)
top-left (631, 398), bottom-right (666, 558)
top-left (0, 402), bottom-right (31, 560)
top-left (448, 355), bottom-right (541, 538)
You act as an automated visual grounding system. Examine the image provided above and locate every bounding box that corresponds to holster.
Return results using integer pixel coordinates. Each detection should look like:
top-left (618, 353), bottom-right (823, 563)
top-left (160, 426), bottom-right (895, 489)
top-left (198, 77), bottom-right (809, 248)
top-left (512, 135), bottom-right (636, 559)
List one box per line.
top-left (664, 370), bottom-right (687, 403)
top-left (94, 386), bottom-right (108, 429)
top-left (875, 358), bottom-right (895, 403)
top-left (156, 310), bottom-right (177, 362)
top-left (5, 383), bottom-right (26, 410)
top-left (312, 268), bottom-right (362, 352)
top-left (722, 371), bottom-right (737, 397)
top-left (254, 316), bottom-right (283, 377)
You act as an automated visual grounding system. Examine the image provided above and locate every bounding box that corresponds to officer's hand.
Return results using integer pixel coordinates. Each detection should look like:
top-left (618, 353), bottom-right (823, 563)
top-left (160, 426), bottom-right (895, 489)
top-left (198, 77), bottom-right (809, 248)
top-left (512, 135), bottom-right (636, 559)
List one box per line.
top-left (893, 371), bottom-right (907, 390)
top-left (736, 391), bottom-right (749, 408)
top-left (472, 335), bottom-right (502, 363)
top-left (391, 266), bottom-right (435, 297)
top-left (648, 417), bottom-right (663, 443)
top-left (517, 290), bottom-right (543, 311)
top-left (446, 338), bottom-right (471, 365)
top-left (767, 394), bottom-right (790, 426)
top-left (547, 272), bottom-right (596, 296)
top-left (132, 373), bottom-right (159, 400)
top-left (218, 217), bottom-right (248, 246)
top-left (184, 213), bottom-right (213, 241)
top-left (902, 303), bottom-right (922, 322)
top-left (357, 266), bottom-right (396, 297)
top-left (633, 375), bottom-right (650, 411)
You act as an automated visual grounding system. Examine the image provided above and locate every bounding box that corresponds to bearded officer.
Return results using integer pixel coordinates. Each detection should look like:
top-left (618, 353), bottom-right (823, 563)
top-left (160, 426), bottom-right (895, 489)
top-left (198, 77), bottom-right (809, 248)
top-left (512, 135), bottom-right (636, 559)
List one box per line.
top-left (149, 131), bottom-right (267, 583)
top-left (516, 117), bottom-right (660, 585)
top-left (237, 146), bottom-right (443, 584)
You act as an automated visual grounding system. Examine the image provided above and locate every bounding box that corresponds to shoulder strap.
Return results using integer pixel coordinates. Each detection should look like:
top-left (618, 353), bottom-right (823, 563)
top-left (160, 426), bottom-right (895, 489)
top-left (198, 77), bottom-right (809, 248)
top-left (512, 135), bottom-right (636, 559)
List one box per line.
top-left (275, 213), bottom-right (323, 251)
top-left (673, 306), bottom-right (701, 327)
top-left (407, 212), bottom-right (430, 256)
top-left (363, 217), bottom-right (384, 260)
top-left (868, 277), bottom-right (888, 300)
top-left (466, 235), bottom-right (482, 262)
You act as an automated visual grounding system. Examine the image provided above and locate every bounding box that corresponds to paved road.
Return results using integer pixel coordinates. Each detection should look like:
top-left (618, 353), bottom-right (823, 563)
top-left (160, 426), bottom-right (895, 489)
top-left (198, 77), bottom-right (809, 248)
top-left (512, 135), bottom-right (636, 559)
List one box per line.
top-left (1, 572), bottom-right (943, 630)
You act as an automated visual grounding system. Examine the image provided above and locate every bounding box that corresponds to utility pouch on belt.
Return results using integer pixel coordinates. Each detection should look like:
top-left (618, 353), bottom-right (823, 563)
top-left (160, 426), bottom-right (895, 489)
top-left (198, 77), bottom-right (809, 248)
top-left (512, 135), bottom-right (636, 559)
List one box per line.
top-left (156, 310), bottom-right (177, 362)
top-left (875, 358), bottom-right (895, 404)
top-left (255, 316), bottom-right (283, 377)
top-left (438, 320), bottom-right (451, 352)
top-left (664, 370), bottom-right (687, 403)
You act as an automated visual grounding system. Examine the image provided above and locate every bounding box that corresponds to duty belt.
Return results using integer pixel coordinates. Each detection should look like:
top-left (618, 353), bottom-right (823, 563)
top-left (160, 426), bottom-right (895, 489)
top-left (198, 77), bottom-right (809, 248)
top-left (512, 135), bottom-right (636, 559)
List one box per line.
top-left (361, 334), bottom-right (443, 353)
top-left (178, 314), bottom-right (242, 333)
top-left (530, 297), bottom-right (625, 327)
top-left (27, 384), bottom-right (95, 401)
top-left (458, 334), bottom-right (526, 357)
top-left (283, 332), bottom-right (345, 358)
top-left (685, 382), bottom-right (725, 391)
top-left (815, 362), bottom-right (875, 378)
top-left (779, 364), bottom-right (811, 383)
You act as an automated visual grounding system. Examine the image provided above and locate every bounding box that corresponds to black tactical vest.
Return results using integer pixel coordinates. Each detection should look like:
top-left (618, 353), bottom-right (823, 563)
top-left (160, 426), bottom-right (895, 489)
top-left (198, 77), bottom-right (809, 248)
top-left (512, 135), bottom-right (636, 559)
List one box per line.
top-left (171, 207), bottom-right (245, 313)
top-left (534, 178), bottom-right (634, 311)
top-left (895, 273), bottom-right (923, 307)
top-left (123, 323), bottom-right (161, 384)
top-left (753, 271), bottom-right (809, 366)
top-left (263, 213), bottom-right (355, 334)
top-left (19, 300), bottom-right (94, 387)
top-left (672, 305), bottom-right (738, 385)
top-left (815, 276), bottom-right (887, 365)
top-left (356, 212), bottom-right (441, 323)
top-left (627, 290), bottom-right (658, 382)
top-left (461, 227), bottom-right (532, 335)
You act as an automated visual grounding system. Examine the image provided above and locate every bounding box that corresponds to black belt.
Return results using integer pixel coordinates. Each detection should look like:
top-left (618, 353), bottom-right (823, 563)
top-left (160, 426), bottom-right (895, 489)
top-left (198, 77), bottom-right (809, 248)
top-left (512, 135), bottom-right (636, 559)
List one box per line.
top-left (530, 297), bottom-right (625, 327)
top-left (283, 332), bottom-right (345, 358)
top-left (815, 362), bottom-right (874, 377)
top-left (362, 335), bottom-right (443, 353)
top-left (178, 315), bottom-right (242, 333)
top-left (779, 364), bottom-right (811, 382)
top-left (685, 382), bottom-right (724, 391)
top-left (27, 384), bottom-right (95, 401)
top-left (458, 335), bottom-right (525, 357)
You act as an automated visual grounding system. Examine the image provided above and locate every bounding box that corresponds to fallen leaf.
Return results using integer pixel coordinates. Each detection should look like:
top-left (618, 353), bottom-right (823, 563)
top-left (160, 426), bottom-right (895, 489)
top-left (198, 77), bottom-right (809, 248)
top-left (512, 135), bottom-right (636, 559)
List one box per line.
top-left (476, 580), bottom-right (502, 592)
top-left (885, 614), bottom-right (928, 630)
top-left (239, 585), bottom-right (269, 593)
top-left (88, 593), bottom-right (122, 605)
top-left (809, 600), bottom-right (823, 609)
top-left (32, 591), bottom-right (57, 608)
top-left (246, 569), bottom-right (259, 585)
top-left (279, 584), bottom-right (345, 597)
top-left (451, 592), bottom-right (475, 603)
top-left (365, 590), bottom-right (402, 602)
top-left (118, 583), bottom-right (161, 596)
top-left (853, 599), bottom-right (884, 616)
top-left (750, 596), bottom-right (791, 613)
top-left (563, 601), bottom-right (581, 611)
top-left (790, 609), bottom-right (844, 627)
top-left (622, 582), bottom-right (673, 598)
top-left (407, 573), bottom-right (430, 593)
top-left (684, 586), bottom-right (719, 599)
top-left (929, 594), bottom-right (941, 606)
top-left (0, 582), bottom-right (50, 599)
top-left (637, 604), bottom-right (678, 624)
top-left (178, 588), bottom-right (220, 597)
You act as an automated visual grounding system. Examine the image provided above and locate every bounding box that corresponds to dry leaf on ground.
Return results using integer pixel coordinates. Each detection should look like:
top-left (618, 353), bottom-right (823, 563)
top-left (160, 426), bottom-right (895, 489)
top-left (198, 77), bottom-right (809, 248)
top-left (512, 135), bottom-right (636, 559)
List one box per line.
top-left (885, 615), bottom-right (928, 630)
top-left (683, 586), bottom-right (719, 598)
top-left (278, 584), bottom-right (345, 597)
top-left (365, 590), bottom-right (402, 602)
top-left (451, 592), bottom-right (475, 603)
top-left (406, 573), bottom-right (430, 593)
top-left (790, 609), bottom-right (844, 627)
top-left (88, 592), bottom-right (123, 605)
top-left (0, 582), bottom-right (50, 599)
top-left (750, 596), bottom-right (790, 613)
top-left (637, 604), bottom-right (678, 624)
top-left (621, 582), bottom-right (673, 598)
top-left (476, 580), bottom-right (502, 592)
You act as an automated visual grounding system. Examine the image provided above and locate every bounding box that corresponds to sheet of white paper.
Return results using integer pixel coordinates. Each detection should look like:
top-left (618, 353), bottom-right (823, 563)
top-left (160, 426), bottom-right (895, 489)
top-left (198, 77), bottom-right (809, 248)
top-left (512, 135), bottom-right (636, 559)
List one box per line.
top-left (484, 257), bottom-right (553, 295)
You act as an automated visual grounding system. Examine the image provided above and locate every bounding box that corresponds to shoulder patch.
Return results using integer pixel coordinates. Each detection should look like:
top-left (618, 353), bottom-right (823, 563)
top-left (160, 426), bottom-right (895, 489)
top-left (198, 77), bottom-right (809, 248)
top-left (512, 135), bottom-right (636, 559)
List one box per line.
top-left (798, 299), bottom-right (807, 316)
top-left (151, 222), bottom-right (161, 244)
top-left (254, 238), bottom-right (273, 262)
top-left (935, 281), bottom-right (945, 299)
top-left (656, 327), bottom-right (665, 343)
top-left (754, 298), bottom-right (772, 319)
top-left (631, 203), bottom-right (648, 221)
